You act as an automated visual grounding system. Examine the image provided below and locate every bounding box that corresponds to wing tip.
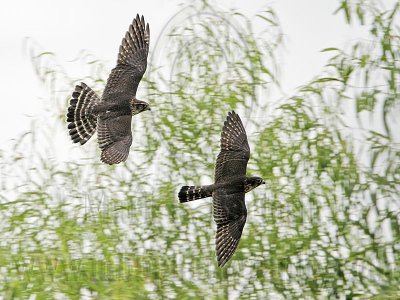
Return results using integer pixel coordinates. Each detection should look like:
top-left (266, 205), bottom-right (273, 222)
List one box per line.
top-left (227, 110), bottom-right (240, 122)
top-left (100, 146), bottom-right (129, 165)
top-left (217, 259), bottom-right (227, 267)
top-left (224, 110), bottom-right (245, 132)
top-left (216, 238), bottom-right (238, 268)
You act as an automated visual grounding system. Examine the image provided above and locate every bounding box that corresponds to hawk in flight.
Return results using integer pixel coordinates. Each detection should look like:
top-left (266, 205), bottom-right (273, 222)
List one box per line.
top-left (67, 14), bottom-right (150, 164)
top-left (178, 111), bottom-right (265, 267)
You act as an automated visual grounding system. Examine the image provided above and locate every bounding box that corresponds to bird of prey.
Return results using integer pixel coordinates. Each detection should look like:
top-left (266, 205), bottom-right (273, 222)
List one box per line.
top-left (178, 111), bottom-right (265, 267)
top-left (66, 14), bottom-right (150, 164)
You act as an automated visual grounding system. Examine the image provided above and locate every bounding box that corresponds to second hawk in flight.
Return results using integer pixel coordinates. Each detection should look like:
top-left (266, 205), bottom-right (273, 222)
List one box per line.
top-left (67, 14), bottom-right (150, 164)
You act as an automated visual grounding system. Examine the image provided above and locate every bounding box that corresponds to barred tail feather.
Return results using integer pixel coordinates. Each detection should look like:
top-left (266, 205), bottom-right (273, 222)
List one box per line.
top-left (178, 186), bottom-right (212, 203)
top-left (66, 83), bottom-right (100, 145)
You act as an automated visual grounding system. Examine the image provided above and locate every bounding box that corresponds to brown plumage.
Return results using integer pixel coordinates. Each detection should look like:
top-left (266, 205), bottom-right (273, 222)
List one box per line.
top-left (178, 111), bottom-right (265, 267)
top-left (66, 14), bottom-right (151, 164)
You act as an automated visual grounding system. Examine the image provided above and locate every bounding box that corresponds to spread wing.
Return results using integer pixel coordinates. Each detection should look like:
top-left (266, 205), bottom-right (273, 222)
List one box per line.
top-left (97, 115), bottom-right (132, 164)
top-left (102, 14), bottom-right (150, 102)
top-left (215, 111), bottom-right (250, 183)
top-left (213, 191), bottom-right (247, 267)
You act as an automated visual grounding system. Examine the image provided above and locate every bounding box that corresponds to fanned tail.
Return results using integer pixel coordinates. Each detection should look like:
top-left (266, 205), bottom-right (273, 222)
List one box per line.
top-left (66, 83), bottom-right (100, 145)
top-left (178, 185), bottom-right (213, 203)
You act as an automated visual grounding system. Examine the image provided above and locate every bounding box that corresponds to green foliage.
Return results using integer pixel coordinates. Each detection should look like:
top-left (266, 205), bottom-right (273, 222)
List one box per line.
top-left (0, 0), bottom-right (399, 298)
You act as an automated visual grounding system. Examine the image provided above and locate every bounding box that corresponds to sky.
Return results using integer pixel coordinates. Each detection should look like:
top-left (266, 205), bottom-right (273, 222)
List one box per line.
top-left (0, 0), bottom-right (375, 147)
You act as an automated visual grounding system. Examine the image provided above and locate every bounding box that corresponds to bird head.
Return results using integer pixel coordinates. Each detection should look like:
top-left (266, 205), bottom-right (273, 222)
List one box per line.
top-left (130, 99), bottom-right (151, 116)
top-left (244, 176), bottom-right (265, 193)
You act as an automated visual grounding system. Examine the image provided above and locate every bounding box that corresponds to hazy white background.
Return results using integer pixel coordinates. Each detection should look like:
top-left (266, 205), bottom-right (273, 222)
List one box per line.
top-left (0, 0), bottom-right (374, 148)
